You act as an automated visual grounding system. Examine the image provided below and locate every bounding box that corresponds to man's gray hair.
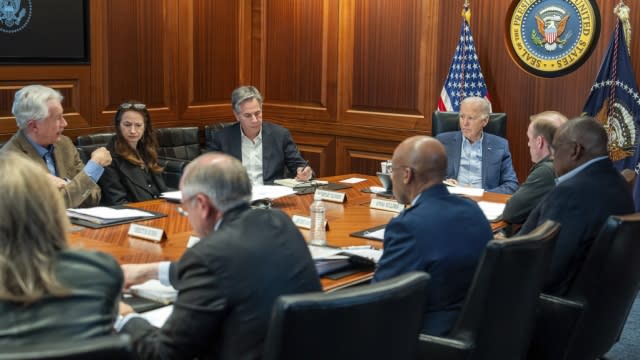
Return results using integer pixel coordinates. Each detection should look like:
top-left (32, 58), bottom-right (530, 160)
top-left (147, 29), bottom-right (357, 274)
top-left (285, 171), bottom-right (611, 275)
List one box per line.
top-left (182, 155), bottom-right (252, 212)
top-left (231, 86), bottom-right (263, 114)
top-left (12, 85), bottom-right (64, 129)
top-left (460, 96), bottom-right (491, 118)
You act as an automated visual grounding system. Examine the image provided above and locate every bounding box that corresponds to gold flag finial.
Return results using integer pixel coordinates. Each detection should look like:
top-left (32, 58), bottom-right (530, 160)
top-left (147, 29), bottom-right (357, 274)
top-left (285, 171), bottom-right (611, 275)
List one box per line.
top-left (614, 0), bottom-right (631, 53)
top-left (462, 0), bottom-right (471, 24)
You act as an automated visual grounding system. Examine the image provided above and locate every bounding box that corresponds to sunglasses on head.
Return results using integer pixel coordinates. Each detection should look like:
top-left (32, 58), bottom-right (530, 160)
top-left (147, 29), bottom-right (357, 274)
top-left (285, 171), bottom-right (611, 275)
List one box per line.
top-left (119, 102), bottom-right (146, 110)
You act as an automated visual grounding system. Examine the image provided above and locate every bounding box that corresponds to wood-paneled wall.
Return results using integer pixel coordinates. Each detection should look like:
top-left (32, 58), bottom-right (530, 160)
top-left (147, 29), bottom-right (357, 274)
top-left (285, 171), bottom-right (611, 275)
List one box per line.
top-left (1, 0), bottom-right (639, 181)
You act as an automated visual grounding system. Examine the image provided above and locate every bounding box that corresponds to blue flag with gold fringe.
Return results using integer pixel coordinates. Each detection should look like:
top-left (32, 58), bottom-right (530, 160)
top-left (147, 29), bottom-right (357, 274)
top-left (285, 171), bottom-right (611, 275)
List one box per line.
top-left (582, 13), bottom-right (640, 211)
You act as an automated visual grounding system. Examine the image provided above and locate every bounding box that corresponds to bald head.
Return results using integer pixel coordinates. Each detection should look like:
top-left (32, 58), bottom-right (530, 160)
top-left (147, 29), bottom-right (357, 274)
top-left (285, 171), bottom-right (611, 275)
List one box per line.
top-left (391, 136), bottom-right (447, 203)
top-left (181, 152), bottom-right (252, 212)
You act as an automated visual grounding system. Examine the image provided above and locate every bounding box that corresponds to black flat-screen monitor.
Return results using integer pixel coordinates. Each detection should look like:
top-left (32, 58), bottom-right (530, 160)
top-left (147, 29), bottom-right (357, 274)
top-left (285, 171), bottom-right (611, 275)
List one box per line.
top-left (0, 0), bottom-right (89, 63)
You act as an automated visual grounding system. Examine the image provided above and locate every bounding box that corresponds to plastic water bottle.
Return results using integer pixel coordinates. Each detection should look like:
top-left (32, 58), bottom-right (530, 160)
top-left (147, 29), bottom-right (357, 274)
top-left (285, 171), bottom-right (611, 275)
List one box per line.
top-left (309, 194), bottom-right (326, 246)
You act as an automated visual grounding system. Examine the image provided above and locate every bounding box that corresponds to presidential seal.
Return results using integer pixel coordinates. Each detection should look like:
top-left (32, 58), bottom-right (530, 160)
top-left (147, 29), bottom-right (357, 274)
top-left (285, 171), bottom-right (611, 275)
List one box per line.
top-left (507, 0), bottom-right (600, 77)
top-left (0, 0), bottom-right (32, 34)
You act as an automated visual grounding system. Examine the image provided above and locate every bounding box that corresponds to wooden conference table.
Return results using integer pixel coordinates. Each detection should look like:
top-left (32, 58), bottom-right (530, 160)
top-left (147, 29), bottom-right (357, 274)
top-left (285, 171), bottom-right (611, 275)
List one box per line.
top-left (68, 174), bottom-right (510, 291)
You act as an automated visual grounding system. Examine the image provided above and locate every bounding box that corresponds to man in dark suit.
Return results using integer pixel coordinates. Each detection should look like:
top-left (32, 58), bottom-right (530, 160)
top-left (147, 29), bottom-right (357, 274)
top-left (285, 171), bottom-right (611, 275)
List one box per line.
top-left (117, 153), bottom-right (321, 360)
top-left (373, 136), bottom-right (493, 336)
top-left (0, 85), bottom-right (112, 208)
top-left (436, 96), bottom-right (519, 194)
top-left (206, 85), bottom-right (313, 185)
top-left (519, 117), bottom-right (634, 294)
top-left (502, 111), bottom-right (567, 225)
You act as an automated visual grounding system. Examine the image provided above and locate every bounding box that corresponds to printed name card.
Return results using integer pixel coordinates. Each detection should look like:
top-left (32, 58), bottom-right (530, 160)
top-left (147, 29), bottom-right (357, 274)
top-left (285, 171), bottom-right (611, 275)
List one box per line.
top-left (370, 198), bottom-right (404, 213)
top-left (314, 189), bottom-right (346, 203)
top-left (292, 215), bottom-right (329, 230)
top-left (128, 223), bottom-right (166, 242)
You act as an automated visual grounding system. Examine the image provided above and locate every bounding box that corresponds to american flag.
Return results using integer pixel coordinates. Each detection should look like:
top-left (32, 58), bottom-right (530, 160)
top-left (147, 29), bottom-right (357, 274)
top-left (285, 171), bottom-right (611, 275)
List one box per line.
top-left (437, 4), bottom-right (491, 112)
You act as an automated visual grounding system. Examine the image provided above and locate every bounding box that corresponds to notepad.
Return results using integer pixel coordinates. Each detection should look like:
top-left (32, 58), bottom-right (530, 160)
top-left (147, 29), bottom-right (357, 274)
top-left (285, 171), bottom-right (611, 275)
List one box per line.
top-left (66, 207), bottom-right (156, 225)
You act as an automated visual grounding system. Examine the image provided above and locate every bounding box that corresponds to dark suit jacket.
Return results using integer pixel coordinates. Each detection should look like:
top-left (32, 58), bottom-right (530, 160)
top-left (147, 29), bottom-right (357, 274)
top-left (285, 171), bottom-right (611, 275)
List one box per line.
top-left (519, 158), bottom-right (635, 294)
top-left (0, 130), bottom-right (101, 208)
top-left (121, 204), bottom-right (321, 360)
top-left (373, 184), bottom-right (493, 336)
top-left (205, 122), bottom-right (307, 184)
top-left (436, 131), bottom-right (519, 194)
top-left (0, 250), bottom-right (122, 346)
top-left (98, 137), bottom-right (169, 205)
top-left (502, 157), bottom-right (555, 224)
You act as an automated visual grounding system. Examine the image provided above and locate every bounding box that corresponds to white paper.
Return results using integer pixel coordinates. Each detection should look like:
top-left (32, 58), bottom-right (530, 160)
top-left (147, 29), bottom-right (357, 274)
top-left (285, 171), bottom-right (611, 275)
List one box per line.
top-left (66, 207), bottom-right (154, 220)
top-left (251, 185), bottom-right (296, 201)
top-left (342, 248), bottom-right (383, 263)
top-left (477, 201), bottom-right (506, 221)
top-left (307, 245), bottom-right (347, 260)
top-left (130, 280), bottom-right (178, 304)
top-left (140, 305), bottom-right (173, 327)
top-left (340, 177), bottom-right (367, 184)
top-left (369, 186), bottom-right (388, 194)
top-left (447, 186), bottom-right (484, 197)
top-left (161, 191), bottom-right (182, 202)
top-left (162, 186), bottom-right (296, 203)
top-left (362, 227), bottom-right (386, 240)
top-left (186, 235), bottom-right (201, 248)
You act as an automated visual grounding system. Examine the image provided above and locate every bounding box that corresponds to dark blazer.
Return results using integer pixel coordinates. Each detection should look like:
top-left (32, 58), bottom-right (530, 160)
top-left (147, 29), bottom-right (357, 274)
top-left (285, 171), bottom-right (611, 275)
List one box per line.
top-left (0, 250), bottom-right (122, 346)
top-left (373, 184), bottom-right (493, 336)
top-left (502, 157), bottom-right (555, 224)
top-left (519, 158), bottom-right (635, 294)
top-left (98, 137), bottom-right (169, 205)
top-left (205, 121), bottom-right (307, 184)
top-left (121, 204), bottom-right (322, 360)
top-left (436, 131), bottom-right (519, 194)
top-left (0, 130), bottom-right (101, 208)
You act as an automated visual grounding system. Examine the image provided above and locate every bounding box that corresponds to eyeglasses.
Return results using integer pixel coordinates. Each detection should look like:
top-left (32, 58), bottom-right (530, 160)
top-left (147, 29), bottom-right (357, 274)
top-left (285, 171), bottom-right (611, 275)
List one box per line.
top-left (177, 194), bottom-right (198, 217)
top-left (119, 102), bottom-right (146, 110)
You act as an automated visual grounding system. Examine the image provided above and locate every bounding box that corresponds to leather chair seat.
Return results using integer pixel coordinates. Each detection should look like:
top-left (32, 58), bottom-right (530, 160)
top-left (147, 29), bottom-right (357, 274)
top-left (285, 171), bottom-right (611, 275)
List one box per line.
top-left (432, 111), bottom-right (507, 138)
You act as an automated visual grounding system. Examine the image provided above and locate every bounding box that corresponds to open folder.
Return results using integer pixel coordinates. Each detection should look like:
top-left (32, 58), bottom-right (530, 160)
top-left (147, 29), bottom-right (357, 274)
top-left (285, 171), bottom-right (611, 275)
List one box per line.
top-left (308, 245), bottom-right (382, 276)
top-left (66, 205), bottom-right (167, 228)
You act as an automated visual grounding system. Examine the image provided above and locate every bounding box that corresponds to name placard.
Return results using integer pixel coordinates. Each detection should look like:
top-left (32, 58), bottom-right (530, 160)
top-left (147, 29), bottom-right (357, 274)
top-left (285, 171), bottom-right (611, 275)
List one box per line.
top-left (370, 198), bottom-right (404, 213)
top-left (314, 189), bottom-right (346, 203)
top-left (128, 223), bottom-right (165, 242)
top-left (292, 215), bottom-right (329, 230)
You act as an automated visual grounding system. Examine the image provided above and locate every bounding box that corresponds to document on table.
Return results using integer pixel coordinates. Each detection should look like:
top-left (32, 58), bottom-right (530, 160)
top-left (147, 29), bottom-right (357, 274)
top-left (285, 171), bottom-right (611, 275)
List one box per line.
top-left (66, 207), bottom-right (155, 224)
top-left (447, 186), bottom-right (484, 197)
top-left (140, 305), bottom-right (174, 327)
top-left (163, 186), bottom-right (296, 203)
top-left (477, 201), bottom-right (506, 222)
top-left (340, 177), bottom-right (367, 184)
top-left (129, 280), bottom-right (178, 304)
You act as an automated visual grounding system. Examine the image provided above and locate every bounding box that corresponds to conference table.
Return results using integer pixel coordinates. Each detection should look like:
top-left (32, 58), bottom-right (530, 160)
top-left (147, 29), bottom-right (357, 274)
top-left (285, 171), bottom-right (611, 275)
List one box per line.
top-left (68, 174), bottom-right (510, 291)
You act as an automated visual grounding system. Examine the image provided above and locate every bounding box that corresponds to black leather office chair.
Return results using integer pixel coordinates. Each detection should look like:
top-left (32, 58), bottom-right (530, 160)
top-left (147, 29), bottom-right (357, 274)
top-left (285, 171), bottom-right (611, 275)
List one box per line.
top-left (528, 213), bottom-right (640, 360)
top-left (204, 121), bottom-right (235, 152)
top-left (155, 126), bottom-right (200, 160)
top-left (76, 132), bottom-right (115, 164)
top-left (262, 271), bottom-right (430, 360)
top-left (431, 111), bottom-right (507, 138)
top-left (418, 220), bottom-right (559, 360)
top-left (0, 334), bottom-right (133, 360)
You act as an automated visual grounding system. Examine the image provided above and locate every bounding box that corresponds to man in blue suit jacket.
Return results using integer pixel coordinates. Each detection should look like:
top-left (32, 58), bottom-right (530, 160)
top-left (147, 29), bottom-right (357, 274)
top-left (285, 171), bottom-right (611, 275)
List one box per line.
top-left (373, 136), bottom-right (493, 336)
top-left (436, 97), bottom-right (518, 194)
top-left (206, 86), bottom-right (313, 185)
top-left (519, 117), bottom-right (634, 294)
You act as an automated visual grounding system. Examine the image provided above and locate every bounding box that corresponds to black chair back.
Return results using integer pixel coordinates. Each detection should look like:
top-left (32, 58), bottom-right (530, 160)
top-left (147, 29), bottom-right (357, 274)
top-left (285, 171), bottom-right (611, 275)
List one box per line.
top-left (76, 132), bottom-right (115, 164)
top-left (263, 271), bottom-right (430, 360)
top-left (155, 127), bottom-right (200, 160)
top-left (419, 220), bottom-right (559, 360)
top-left (0, 334), bottom-right (133, 360)
top-left (431, 111), bottom-right (507, 138)
top-left (529, 213), bottom-right (640, 360)
top-left (204, 122), bottom-right (235, 152)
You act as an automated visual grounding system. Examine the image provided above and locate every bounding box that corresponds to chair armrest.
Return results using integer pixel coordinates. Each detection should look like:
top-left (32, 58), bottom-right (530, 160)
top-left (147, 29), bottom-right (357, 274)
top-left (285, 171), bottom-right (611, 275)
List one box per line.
top-left (527, 293), bottom-right (585, 359)
top-left (417, 334), bottom-right (473, 360)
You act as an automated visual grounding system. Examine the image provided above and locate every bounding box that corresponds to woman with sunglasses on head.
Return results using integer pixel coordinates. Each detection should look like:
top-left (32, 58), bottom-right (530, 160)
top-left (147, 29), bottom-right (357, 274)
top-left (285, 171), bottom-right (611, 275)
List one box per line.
top-left (99, 101), bottom-right (169, 205)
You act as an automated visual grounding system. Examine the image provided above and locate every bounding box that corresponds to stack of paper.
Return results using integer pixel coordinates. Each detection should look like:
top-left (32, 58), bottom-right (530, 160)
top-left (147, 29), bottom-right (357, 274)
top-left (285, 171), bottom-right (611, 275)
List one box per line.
top-left (129, 280), bottom-right (178, 305)
top-left (163, 187), bottom-right (298, 204)
top-left (477, 201), bottom-right (506, 222)
top-left (274, 179), bottom-right (329, 188)
top-left (308, 245), bottom-right (350, 275)
top-left (66, 207), bottom-right (155, 225)
top-left (447, 186), bottom-right (485, 197)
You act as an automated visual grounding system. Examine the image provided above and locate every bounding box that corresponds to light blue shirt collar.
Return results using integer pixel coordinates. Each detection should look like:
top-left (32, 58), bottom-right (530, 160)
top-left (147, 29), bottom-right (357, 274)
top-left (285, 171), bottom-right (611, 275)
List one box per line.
top-left (23, 131), bottom-right (54, 157)
top-left (555, 156), bottom-right (609, 185)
